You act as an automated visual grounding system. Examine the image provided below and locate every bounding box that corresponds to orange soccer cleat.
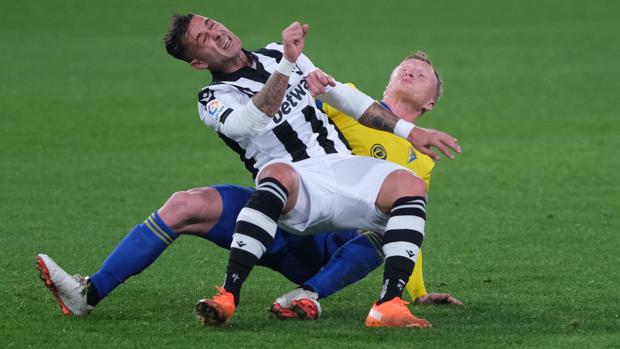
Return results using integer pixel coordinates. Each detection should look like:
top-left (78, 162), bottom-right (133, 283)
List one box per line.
top-left (365, 297), bottom-right (431, 328)
top-left (195, 287), bottom-right (236, 326)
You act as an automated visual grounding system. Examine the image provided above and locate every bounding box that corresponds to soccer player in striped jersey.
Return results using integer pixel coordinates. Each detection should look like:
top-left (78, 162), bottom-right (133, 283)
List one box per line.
top-left (36, 14), bottom-right (461, 328)
top-left (35, 53), bottom-right (458, 324)
top-left (35, 52), bottom-right (459, 324)
top-left (167, 15), bottom-right (460, 328)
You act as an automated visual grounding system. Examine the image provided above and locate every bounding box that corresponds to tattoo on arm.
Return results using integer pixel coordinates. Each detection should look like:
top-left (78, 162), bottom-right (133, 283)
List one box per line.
top-left (358, 103), bottom-right (399, 132)
top-left (252, 71), bottom-right (289, 117)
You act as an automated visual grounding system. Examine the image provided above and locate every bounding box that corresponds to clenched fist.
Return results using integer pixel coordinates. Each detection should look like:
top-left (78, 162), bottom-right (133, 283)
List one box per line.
top-left (282, 21), bottom-right (309, 63)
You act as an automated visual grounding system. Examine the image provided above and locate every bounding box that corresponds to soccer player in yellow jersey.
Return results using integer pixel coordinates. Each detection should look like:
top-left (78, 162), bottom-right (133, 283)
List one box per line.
top-left (301, 51), bottom-right (462, 305)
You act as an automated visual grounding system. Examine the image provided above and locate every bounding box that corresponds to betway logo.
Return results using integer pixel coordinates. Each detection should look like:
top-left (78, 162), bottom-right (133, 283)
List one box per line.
top-left (272, 79), bottom-right (309, 124)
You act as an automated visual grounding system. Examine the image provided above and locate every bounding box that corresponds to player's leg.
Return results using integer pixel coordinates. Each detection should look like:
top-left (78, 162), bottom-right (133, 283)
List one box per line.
top-left (36, 186), bottom-right (226, 316)
top-left (301, 231), bottom-right (384, 299)
top-left (365, 169), bottom-right (431, 328)
top-left (196, 162), bottom-right (299, 325)
top-left (271, 231), bottom-right (384, 320)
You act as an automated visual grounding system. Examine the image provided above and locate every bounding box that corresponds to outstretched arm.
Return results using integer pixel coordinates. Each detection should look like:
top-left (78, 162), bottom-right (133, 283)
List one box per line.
top-left (309, 70), bottom-right (461, 160)
top-left (406, 250), bottom-right (463, 305)
top-left (357, 103), bottom-right (461, 161)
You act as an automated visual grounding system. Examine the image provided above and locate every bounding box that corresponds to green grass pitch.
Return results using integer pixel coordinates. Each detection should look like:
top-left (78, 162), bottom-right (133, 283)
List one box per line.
top-left (1, 0), bottom-right (619, 348)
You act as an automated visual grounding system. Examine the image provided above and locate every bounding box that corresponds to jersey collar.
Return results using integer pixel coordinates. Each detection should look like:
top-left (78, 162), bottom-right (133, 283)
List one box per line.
top-left (380, 101), bottom-right (392, 111)
top-left (211, 49), bottom-right (262, 83)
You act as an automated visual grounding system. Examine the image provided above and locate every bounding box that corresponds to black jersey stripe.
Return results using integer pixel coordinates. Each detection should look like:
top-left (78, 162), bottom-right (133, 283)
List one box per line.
top-left (240, 69), bottom-right (270, 85)
top-left (253, 56), bottom-right (273, 81)
top-left (218, 133), bottom-right (259, 178)
top-left (326, 116), bottom-right (352, 151)
top-left (302, 106), bottom-right (337, 154)
top-left (254, 48), bottom-right (283, 62)
top-left (272, 121), bottom-right (310, 162)
top-left (219, 108), bottom-right (233, 124)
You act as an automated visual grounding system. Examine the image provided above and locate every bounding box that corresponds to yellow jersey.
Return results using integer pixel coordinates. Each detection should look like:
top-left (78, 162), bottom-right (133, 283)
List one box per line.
top-left (319, 88), bottom-right (434, 300)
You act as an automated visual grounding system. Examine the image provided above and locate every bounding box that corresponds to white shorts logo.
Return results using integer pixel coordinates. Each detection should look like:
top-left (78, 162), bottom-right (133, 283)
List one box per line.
top-left (206, 99), bottom-right (229, 121)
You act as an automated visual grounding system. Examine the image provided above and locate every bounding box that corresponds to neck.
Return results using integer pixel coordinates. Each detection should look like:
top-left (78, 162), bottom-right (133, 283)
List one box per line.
top-left (382, 96), bottom-right (423, 123)
top-left (216, 51), bottom-right (252, 74)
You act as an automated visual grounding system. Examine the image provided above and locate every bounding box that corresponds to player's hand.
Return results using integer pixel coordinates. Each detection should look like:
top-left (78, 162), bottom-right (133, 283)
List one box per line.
top-left (282, 21), bottom-right (309, 63)
top-left (306, 68), bottom-right (336, 97)
top-left (408, 127), bottom-right (461, 160)
top-left (415, 293), bottom-right (463, 305)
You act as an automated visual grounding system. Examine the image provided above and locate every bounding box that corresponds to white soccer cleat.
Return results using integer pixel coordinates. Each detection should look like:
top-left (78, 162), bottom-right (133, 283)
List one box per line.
top-left (36, 254), bottom-right (93, 316)
top-left (270, 288), bottom-right (321, 320)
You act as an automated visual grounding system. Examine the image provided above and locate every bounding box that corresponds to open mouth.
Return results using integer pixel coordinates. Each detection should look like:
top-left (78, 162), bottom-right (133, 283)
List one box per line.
top-left (223, 37), bottom-right (231, 49)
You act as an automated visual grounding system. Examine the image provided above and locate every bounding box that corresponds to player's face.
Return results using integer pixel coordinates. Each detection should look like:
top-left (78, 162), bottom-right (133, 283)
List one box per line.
top-left (185, 15), bottom-right (243, 71)
top-left (386, 59), bottom-right (438, 113)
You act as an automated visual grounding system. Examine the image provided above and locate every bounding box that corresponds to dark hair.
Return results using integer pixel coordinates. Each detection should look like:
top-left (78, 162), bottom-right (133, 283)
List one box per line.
top-left (164, 13), bottom-right (194, 62)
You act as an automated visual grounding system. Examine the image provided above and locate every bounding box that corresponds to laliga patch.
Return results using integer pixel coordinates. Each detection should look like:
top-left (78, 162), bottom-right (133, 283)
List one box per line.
top-left (206, 99), bottom-right (230, 121)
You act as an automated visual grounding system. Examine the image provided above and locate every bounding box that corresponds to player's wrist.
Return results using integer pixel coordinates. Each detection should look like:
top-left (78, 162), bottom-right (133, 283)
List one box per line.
top-left (276, 58), bottom-right (296, 76)
top-left (393, 119), bottom-right (416, 139)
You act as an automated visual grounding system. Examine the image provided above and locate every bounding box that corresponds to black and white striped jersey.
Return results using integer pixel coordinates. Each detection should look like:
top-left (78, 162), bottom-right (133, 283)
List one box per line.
top-left (197, 43), bottom-right (351, 178)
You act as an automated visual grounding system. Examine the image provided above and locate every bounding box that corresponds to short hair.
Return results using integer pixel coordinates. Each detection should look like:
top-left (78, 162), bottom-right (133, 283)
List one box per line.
top-left (164, 13), bottom-right (194, 62)
top-left (403, 51), bottom-right (443, 102)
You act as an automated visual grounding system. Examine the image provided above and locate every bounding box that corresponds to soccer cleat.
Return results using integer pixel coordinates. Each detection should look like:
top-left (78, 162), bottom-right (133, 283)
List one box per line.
top-left (270, 302), bottom-right (297, 319)
top-left (270, 288), bottom-right (321, 320)
top-left (36, 254), bottom-right (94, 316)
top-left (195, 287), bottom-right (236, 326)
top-left (365, 297), bottom-right (431, 328)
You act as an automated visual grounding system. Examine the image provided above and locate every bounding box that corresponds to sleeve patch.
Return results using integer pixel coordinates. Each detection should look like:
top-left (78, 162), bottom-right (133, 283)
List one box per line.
top-left (206, 99), bottom-right (232, 122)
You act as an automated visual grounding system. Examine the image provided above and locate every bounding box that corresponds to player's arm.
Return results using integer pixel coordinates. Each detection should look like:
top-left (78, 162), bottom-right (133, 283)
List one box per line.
top-left (199, 22), bottom-right (308, 138)
top-left (309, 70), bottom-right (461, 160)
top-left (407, 250), bottom-right (463, 305)
top-left (251, 22), bottom-right (308, 117)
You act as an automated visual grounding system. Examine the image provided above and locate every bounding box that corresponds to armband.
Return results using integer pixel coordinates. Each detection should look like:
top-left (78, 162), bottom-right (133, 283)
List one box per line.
top-left (318, 82), bottom-right (375, 120)
top-left (393, 119), bottom-right (416, 139)
top-left (276, 58), bottom-right (296, 76)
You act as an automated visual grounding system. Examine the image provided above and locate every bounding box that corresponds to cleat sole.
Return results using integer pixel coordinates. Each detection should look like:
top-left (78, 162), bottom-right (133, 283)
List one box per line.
top-left (36, 256), bottom-right (74, 316)
top-left (196, 300), bottom-right (227, 326)
top-left (269, 303), bottom-right (298, 320)
top-left (291, 299), bottom-right (319, 320)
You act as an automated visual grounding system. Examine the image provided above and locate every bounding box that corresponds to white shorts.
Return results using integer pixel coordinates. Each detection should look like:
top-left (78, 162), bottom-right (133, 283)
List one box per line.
top-left (256, 154), bottom-right (412, 236)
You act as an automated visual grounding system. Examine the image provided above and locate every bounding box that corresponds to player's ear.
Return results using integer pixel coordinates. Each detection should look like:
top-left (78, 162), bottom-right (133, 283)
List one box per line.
top-left (422, 100), bottom-right (435, 112)
top-left (190, 59), bottom-right (209, 70)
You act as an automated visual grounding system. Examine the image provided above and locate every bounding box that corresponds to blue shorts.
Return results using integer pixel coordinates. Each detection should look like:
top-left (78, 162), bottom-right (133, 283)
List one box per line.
top-left (207, 184), bottom-right (359, 285)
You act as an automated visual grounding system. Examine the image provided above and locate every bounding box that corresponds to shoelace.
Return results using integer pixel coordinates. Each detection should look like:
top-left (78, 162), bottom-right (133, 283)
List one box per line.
top-left (213, 287), bottom-right (230, 300)
top-left (73, 274), bottom-right (90, 296)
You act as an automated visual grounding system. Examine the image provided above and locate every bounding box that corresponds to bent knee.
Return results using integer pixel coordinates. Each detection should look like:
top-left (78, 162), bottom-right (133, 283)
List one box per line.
top-left (391, 170), bottom-right (426, 196)
top-left (377, 170), bottom-right (426, 212)
top-left (159, 187), bottom-right (222, 232)
top-left (257, 163), bottom-right (298, 192)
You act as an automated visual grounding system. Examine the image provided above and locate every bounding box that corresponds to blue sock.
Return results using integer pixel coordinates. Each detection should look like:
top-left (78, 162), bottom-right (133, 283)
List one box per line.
top-left (88, 211), bottom-right (178, 305)
top-left (303, 231), bottom-right (384, 299)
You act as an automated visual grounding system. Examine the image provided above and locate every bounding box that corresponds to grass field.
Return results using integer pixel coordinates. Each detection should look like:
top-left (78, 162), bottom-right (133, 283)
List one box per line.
top-left (1, 0), bottom-right (619, 348)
